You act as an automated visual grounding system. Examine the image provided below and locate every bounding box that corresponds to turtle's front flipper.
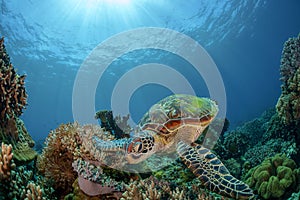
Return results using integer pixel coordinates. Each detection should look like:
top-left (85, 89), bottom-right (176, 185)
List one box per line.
top-left (177, 142), bottom-right (254, 199)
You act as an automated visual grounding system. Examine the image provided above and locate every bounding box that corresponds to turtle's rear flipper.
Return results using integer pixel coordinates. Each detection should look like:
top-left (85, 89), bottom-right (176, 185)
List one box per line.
top-left (177, 142), bottom-right (254, 199)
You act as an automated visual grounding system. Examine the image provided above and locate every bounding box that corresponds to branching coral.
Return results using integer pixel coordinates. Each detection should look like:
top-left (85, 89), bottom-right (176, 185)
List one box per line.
top-left (0, 142), bottom-right (15, 180)
top-left (0, 37), bottom-right (27, 125)
top-left (121, 177), bottom-right (164, 200)
top-left (24, 182), bottom-right (45, 200)
top-left (276, 33), bottom-right (300, 125)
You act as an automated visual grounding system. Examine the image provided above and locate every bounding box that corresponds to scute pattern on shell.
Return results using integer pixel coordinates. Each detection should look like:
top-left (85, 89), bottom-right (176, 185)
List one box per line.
top-left (138, 94), bottom-right (218, 135)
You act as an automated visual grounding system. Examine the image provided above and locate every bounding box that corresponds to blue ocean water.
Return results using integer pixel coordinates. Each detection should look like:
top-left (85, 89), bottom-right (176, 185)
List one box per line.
top-left (0, 0), bottom-right (300, 141)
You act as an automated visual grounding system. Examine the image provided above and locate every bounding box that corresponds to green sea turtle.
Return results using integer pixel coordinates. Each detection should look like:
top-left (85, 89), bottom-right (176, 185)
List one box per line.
top-left (92, 94), bottom-right (254, 199)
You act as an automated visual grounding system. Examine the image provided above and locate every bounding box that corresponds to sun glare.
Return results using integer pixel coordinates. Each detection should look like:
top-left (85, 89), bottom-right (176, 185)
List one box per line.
top-left (86, 0), bottom-right (132, 7)
top-left (103, 0), bottom-right (131, 5)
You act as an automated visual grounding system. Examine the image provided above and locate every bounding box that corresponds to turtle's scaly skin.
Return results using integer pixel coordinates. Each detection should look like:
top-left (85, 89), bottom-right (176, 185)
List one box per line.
top-left (91, 94), bottom-right (254, 199)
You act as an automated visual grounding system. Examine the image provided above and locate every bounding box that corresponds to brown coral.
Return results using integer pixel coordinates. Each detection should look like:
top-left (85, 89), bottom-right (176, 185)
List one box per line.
top-left (37, 123), bottom-right (81, 196)
top-left (0, 37), bottom-right (27, 124)
top-left (276, 33), bottom-right (300, 124)
top-left (0, 142), bottom-right (15, 180)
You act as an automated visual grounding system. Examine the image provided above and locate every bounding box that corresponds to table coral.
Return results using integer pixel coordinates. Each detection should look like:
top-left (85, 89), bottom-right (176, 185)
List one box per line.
top-left (276, 33), bottom-right (300, 125)
top-left (244, 154), bottom-right (300, 199)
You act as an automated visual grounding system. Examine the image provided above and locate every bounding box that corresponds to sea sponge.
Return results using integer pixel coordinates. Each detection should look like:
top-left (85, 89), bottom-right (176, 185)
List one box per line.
top-left (276, 33), bottom-right (300, 124)
top-left (244, 154), bottom-right (299, 199)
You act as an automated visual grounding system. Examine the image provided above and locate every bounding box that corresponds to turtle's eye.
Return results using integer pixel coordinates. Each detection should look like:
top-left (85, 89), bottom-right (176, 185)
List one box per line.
top-left (133, 142), bottom-right (143, 153)
top-left (127, 139), bottom-right (143, 154)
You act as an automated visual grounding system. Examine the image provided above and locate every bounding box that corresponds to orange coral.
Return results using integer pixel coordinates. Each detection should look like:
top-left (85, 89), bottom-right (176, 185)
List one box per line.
top-left (0, 142), bottom-right (15, 180)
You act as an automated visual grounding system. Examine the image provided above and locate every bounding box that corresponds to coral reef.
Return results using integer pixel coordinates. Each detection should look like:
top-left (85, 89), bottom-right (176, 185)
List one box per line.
top-left (244, 154), bottom-right (300, 199)
top-left (276, 33), bottom-right (300, 125)
top-left (0, 144), bottom-right (55, 200)
top-left (243, 138), bottom-right (297, 169)
top-left (213, 109), bottom-right (274, 162)
top-left (3, 165), bottom-right (56, 200)
top-left (3, 33), bottom-right (300, 200)
top-left (121, 176), bottom-right (228, 200)
top-left (152, 157), bottom-right (195, 186)
top-left (0, 37), bottom-right (37, 163)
